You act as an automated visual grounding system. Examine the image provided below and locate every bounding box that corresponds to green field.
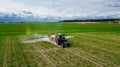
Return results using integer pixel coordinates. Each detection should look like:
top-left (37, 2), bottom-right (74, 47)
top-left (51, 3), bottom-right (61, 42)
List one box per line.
top-left (0, 22), bottom-right (120, 67)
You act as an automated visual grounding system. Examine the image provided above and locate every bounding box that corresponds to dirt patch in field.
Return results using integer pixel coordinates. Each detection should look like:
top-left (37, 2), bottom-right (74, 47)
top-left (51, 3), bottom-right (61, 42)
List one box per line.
top-left (74, 22), bottom-right (100, 24)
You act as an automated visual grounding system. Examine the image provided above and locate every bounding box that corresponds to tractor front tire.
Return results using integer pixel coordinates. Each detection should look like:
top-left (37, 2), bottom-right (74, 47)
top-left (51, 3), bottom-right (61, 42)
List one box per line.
top-left (56, 40), bottom-right (61, 45)
top-left (62, 44), bottom-right (65, 48)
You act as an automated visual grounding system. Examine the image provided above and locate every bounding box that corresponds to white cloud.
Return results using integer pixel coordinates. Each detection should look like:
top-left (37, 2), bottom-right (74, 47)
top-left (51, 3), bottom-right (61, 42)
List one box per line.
top-left (0, 0), bottom-right (120, 20)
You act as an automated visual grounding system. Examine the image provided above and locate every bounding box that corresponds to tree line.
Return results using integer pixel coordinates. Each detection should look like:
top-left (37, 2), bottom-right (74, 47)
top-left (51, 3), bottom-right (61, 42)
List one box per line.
top-left (59, 18), bottom-right (120, 23)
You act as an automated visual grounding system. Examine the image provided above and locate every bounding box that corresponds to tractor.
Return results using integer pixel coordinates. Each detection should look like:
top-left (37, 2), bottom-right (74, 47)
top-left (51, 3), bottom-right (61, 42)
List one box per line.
top-left (48, 33), bottom-right (70, 48)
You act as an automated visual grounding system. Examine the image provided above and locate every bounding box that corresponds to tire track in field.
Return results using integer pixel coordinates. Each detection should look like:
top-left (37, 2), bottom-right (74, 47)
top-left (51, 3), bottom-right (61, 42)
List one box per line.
top-left (29, 43), bottom-right (52, 66)
top-left (68, 48), bottom-right (119, 67)
top-left (3, 37), bottom-right (9, 67)
top-left (22, 41), bottom-right (57, 66)
top-left (31, 43), bottom-right (55, 67)
top-left (45, 47), bottom-right (77, 66)
top-left (88, 34), bottom-right (120, 45)
top-left (84, 34), bottom-right (120, 58)
top-left (23, 43), bottom-right (53, 66)
top-left (36, 42), bottom-right (70, 66)
top-left (72, 38), bottom-right (120, 54)
top-left (72, 34), bottom-right (120, 55)
top-left (70, 37), bottom-right (120, 66)
top-left (22, 43), bottom-right (39, 66)
top-left (74, 34), bottom-right (120, 58)
top-left (16, 36), bottom-right (31, 66)
top-left (38, 42), bottom-right (60, 54)
top-left (33, 41), bottom-right (102, 67)
top-left (42, 47), bottom-right (60, 53)
top-left (8, 37), bottom-right (11, 67)
top-left (65, 48), bottom-right (104, 67)
top-left (10, 36), bottom-right (15, 67)
top-left (83, 34), bottom-right (120, 50)
top-left (38, 42), bottom-right (71, 66)
top-left (0, 36), bottom-right (5, 67)
top-left (71, 39), bottom-right (120, 66)
top-left (88, 34), bottom-right (120, 53)
top-left (88, 33), bottom-right (120, 42)
top-left (57, 49), bottom-right (88, 66)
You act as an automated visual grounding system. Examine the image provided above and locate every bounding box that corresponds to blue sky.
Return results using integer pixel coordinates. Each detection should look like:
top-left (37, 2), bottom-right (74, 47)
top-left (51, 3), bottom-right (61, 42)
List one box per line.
top-left (0, 0), bottom-right (120, 21)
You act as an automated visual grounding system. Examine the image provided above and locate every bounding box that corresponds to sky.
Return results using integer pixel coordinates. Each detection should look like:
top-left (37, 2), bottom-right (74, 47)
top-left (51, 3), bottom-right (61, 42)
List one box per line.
top-left (0, 0), bottom-right (120, 22)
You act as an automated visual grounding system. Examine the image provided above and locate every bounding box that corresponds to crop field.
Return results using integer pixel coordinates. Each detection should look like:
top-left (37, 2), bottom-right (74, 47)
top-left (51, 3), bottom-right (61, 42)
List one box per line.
top-left (0, 22), bottom-right (120, 67)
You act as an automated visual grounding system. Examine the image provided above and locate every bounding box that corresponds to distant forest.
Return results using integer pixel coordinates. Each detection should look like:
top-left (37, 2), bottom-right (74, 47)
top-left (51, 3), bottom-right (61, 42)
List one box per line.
top-left (59, 18), bottom-right (120, 23)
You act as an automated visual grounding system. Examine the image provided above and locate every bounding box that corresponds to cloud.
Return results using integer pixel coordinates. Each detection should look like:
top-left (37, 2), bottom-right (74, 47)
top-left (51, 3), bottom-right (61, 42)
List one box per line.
top-left (0, 0), bottom-right (120, 22)
top-left (105, 2), bottom-right (120, 7)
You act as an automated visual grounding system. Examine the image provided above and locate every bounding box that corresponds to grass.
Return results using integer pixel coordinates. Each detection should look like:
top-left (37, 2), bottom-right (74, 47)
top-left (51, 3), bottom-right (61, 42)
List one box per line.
top-left (0, 22), bottom-right (120, 35)
top-left (0, 22), bottom-right (120, 67)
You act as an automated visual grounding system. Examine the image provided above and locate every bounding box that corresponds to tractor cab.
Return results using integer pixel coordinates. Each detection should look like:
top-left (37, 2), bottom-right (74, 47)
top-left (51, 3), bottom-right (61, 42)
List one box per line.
top-left (48, 33), bottom-right (70, 48)
top-left (56, 34), bottom-right (70, 48)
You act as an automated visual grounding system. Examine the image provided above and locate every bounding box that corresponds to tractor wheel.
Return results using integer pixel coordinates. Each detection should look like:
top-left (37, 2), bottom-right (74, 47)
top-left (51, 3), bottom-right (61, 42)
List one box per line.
top-left (56, 40), bottom-right (61, 45)
top-left (62, 44), bottom-right (65, 48)
top-left (67, 43), bottom-right (70, 47)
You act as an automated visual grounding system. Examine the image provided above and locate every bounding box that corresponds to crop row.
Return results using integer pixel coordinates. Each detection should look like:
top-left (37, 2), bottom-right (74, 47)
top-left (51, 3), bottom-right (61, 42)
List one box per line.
top-left (0, 32), bottom-right (120, 67)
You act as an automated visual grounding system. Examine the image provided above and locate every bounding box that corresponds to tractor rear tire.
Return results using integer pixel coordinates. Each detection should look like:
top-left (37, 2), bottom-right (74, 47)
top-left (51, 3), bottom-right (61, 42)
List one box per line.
top-left (67, 43), bottom-right (70, 47)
